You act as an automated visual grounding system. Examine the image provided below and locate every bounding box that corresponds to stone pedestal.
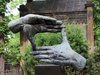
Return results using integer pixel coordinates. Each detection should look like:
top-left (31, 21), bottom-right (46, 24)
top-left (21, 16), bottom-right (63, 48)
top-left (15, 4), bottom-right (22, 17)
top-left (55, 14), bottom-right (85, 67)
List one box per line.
top-left (35, 64), bottom-right (63, 75)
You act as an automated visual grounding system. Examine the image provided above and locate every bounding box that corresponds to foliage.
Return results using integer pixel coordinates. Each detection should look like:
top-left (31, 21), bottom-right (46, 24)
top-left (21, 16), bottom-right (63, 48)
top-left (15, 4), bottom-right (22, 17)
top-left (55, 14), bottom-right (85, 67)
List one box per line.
top-left (35, 33), bottom-right (61, 46)
top-left (86, 1), bottom-right (100, 74)
top-left (0, 17), bottom-right (10, 36)
top-left (0, 0), bottom-right (10, 36)
top-left (93, 0), bottom-right (100, 25)
top-left (86, 46), bottom-right (100, 75)
top-left (0, 1), bottom-right (5, 13)
top-left (2, 33), bottom-right (20, 65)
top-left (0, 0), bottom-right (26, 64)
top-left (92, 0), bottom-right (100, 46)
top-left (9, 0), bottom-right (26, 9)
top-left (0, 0), bottom-right (10, 56)
top-left (4, 45), bottom-right (20, 65)
top-left (66, 24), bottom-right (88, 58)
top-left (23, 44), bottom-right (43, 75)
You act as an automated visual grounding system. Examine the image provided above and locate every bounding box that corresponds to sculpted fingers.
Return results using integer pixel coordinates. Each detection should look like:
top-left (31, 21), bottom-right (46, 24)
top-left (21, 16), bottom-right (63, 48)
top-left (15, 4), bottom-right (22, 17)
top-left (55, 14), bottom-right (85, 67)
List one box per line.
top-left (39, 59), bottom-right (71, 65)
top-left (32, 50), bottom-right (54, 55)
top-left (37, 46), bottom-right (53, 50)
top-left (34, 55), bottom-right (51, 59)
top-left (47, 29), bottom-right (61, 32)
top-left (40, 59), bottom-right (70, 65)
top-left (45, 25), bottom-right (62, 29)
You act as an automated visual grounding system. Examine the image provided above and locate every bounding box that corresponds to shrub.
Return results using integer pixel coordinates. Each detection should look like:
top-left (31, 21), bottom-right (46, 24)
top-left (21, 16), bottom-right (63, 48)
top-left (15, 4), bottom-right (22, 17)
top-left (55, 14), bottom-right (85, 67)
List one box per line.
top-left (23, 44), bottom-right (43, 75)
top-left (35, 33), bottom-right (61, 46)
top-left (86, 47), bottom-right (100, 75)
top-left (66, 24), bottom-right (88, 58)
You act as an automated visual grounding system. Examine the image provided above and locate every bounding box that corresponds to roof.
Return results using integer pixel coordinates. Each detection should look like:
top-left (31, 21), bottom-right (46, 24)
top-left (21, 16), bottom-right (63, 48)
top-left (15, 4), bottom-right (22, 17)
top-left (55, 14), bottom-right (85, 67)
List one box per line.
top-left (26, 0), bottom-right (87, 14)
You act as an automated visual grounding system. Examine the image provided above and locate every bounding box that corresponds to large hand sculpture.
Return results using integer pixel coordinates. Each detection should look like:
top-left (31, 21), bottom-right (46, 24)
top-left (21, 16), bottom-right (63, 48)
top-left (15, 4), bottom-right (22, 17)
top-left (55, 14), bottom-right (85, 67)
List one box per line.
top-left (8, 14), bottom-right (63, 50)
top-left (8, 14), bottom-right (62, 33)
top-left (32, 27), bottom-right (86, 70)
top-left (8, 14), bottom-right (86, 70)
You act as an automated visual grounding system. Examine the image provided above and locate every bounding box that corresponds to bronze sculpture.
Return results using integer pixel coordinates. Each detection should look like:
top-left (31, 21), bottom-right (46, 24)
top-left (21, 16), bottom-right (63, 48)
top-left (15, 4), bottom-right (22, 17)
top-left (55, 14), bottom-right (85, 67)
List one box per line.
top-left (8, 14), bottom-right (63, 50)
top-left (33, 27), bottom-right (86, 70)
top-left (8, 14), bottom-right (86, 70)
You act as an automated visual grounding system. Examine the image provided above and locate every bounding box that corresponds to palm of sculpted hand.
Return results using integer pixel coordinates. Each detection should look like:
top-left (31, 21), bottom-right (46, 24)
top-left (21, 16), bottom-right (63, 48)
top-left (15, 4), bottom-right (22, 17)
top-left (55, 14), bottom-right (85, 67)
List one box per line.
top-left (33, 28), bottom-right (86, 70)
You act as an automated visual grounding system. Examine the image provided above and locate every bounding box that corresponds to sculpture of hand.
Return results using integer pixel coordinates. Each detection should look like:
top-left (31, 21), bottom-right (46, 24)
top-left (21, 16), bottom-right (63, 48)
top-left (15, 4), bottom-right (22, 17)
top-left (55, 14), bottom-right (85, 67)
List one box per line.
top-left (32, 28), bottom-right (86, 70)
top-left (8, 14), bottom-right (63, 33)
top-left (8, 14), bottom-right (63, 50)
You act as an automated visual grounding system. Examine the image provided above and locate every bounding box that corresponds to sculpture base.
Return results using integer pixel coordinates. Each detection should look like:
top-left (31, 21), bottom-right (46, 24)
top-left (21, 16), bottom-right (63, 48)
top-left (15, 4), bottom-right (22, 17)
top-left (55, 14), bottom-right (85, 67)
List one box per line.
top-left (35, 64), bottom-right (63, 75)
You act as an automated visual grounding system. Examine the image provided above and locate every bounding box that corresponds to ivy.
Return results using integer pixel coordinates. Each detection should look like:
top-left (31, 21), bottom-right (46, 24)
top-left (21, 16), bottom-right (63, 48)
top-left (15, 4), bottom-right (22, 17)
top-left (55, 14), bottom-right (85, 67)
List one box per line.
top-left (93, 0), bottom-right (100, 46)
top-left (0, 18), bottom-right (9, 34)
top-left (0, 0), bottom-right (10, 55)
top-left (0, 0), bottom-right (5, 12)
top-left (0, 0), bottom-right (10, 38)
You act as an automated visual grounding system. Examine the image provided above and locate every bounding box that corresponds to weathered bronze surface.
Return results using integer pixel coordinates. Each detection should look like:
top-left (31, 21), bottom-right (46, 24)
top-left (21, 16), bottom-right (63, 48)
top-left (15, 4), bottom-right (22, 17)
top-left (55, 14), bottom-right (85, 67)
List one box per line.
top-left (8, 14), bottom-right (62, 51)
top-left (8, 14), bottom-right (86, 71)
top-left (33, 28), bottom-right (86, 70)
